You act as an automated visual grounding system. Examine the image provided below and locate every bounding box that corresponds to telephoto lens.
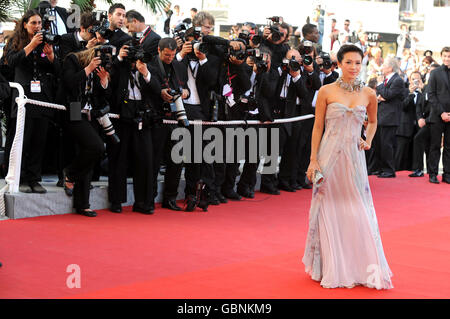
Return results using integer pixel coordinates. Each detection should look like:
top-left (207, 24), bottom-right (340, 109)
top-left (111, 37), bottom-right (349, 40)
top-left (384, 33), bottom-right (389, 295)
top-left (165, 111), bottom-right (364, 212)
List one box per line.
top-left (97, 115), bottom-right (120, 144)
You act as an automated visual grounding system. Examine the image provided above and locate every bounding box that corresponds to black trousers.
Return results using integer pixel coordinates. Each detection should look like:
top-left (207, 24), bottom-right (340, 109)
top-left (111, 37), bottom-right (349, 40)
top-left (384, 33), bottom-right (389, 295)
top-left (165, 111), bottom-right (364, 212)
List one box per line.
top-left (395, 135), bottom-right (414, 171)
top-left (107, 119), bottom-right (153, 207)
top-left (279, 121), bottom-right (301, 185)
top-left (296, 116), bottom-right (314, 185)
top-left (64, 117), bottom-right (104, 209)
top-left (411, 125), bottom-right (431, 171)
top-left (213, 125), bottom-right (241, 194)
top-left (183, 104), bottom-right (215, 196)
top-left (374, 125), bottom-right (397, 175)
top-left (260, 123), bottom-right (287, 189)
top-left (152, 123), bottom-right (183, 201)
top-left (7, 116), bottom-right (49, 183)
top-left (236, 124), bottom-right (260, 192)
top-left (429, 120), bottom-right (450, 177)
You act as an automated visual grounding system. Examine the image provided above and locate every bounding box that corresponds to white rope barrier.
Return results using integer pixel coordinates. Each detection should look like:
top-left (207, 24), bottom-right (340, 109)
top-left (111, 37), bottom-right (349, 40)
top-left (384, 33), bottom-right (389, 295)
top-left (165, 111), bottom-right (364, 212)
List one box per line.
top-left (0, 82), bottom-right (315, 218)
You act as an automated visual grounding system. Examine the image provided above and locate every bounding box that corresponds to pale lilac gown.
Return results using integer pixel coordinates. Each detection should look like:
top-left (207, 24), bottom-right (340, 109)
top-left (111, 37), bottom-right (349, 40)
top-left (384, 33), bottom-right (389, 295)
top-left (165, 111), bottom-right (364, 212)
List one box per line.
top-left (302, 102), bottom-right (394, 289)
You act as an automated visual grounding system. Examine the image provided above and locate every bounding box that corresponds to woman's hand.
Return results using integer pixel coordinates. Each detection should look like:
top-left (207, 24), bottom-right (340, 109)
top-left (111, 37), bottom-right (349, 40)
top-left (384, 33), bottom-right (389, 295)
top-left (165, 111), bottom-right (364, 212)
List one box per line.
top-left (307, 159), bottom-right (322, 183)
top-left (43, 43), bottom-right (54, 62)
top-left (85, 57), bottom-right (101, 75)
top-left (30, 32), bottom-right (44, 50)
top-left (95, 66), bottom-right (109, 87)
top-left (359, 137), bottom-right (371, 151)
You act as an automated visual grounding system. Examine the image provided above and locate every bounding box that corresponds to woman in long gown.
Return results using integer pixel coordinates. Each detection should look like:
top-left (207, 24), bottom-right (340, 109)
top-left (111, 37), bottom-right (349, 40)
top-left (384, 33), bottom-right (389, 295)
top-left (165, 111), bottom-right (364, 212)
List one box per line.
top-left (302, 45), bottom-right (394, 289)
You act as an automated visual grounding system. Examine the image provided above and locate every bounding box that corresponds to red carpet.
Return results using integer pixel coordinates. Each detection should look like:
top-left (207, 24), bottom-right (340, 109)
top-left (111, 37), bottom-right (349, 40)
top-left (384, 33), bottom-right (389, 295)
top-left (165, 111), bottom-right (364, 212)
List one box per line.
top-left (0, 171), bottom-right (449, 299)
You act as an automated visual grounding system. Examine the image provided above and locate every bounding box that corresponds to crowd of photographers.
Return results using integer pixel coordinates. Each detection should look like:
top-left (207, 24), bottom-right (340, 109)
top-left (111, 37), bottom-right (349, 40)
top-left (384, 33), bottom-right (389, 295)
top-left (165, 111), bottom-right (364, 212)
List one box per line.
top-left (0, 1), bottom-right (448, 217)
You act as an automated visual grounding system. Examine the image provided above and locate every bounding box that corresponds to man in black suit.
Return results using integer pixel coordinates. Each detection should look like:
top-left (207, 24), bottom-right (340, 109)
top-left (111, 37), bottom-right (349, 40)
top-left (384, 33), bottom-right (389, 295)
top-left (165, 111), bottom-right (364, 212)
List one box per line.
top-left (40, 0), bottom-right (74, 35)
top-left (408, 71), bottom-right (430, 177)
top-left (270, 49), bottom-right (308, 193)
top-left (148, 38), bottom-right (190, 211)
top-left (59, 12), bottom-right (99, 58)
top-left (427, 47), bottom-right (450, 184)
top-left (106, 40), bottom-right (158, 214)
top-left (375, 56), bottom-right (406, 178)
top-left (395, 71), bottom-right (420, 172)
top-left (107, 3), bottom-right (132, 50)
top-left (125, 10), bottom-right (161, 57)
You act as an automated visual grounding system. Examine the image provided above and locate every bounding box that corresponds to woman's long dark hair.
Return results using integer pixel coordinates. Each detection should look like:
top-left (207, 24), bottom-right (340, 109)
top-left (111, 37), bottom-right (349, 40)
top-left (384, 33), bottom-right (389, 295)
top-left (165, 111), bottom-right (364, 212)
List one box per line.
top-left (4, 10), bottom-right (42, 61)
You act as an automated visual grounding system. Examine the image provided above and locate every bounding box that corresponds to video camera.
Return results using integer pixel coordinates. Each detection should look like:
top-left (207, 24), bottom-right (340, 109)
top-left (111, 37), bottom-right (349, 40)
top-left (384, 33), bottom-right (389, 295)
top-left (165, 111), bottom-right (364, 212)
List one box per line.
top-left (90, 11), bottom-right (114, 40)
top-left (266, 16), bottom-right (284, 43)
top-left (94, 45), bottom-right (116, 72)
top-left (125, 33), bottom-right (152, 63)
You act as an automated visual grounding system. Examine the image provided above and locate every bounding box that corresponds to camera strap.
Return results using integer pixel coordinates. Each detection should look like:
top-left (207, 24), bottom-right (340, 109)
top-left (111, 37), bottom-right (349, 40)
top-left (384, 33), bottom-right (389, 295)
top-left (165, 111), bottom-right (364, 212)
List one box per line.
top-left (139, 27), bottom-right (152, 44)
top-left (157, 55), bottom-right (182, 91)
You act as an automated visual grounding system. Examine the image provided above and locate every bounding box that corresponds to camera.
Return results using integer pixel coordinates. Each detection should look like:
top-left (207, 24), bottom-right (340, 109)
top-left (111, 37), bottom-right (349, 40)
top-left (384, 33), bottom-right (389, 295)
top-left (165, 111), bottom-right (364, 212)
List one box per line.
top-left (90, 105), bottom-right (120, 144)
top-left (36, 1), bottom-right (56, 32)
top-left (301, 40), bottom-right (314, 66)
top-left (319, 52), bottom-right (333, 69)
top-left (267, 17), bottom-right (284, 43)
top-left (35, 30), bottom-right (61, 45)
top-left (90, 11), bottom-right (114, 40)
top-left (168, 88), bottom-right (189, 127)
top-left (239, 92), bottom-right (258, 111)
top-left (238, 30), bottom-right (262, 47)
top-left (125, 33), bottom-right (152, 63)
top-left (247, 48), bottom-right (269, 73)
top-left (94, 45), bottom-right (116, 72)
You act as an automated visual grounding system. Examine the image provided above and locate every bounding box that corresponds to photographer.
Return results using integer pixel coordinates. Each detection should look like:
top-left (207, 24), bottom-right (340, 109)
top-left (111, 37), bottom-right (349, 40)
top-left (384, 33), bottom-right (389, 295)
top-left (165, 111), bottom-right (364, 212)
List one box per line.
top-left (293, 40), bottom-right (322, 190)
top-left (125, 10), bottom-right (161, 57)
top-left (106, 36), bottom-right (158, 215)
top-left (274, 49), bottom-right (308, 192)
top-left (236, 45), bottom-right (278, 198)
top-left (261, 18), bottom-right (290, 69)
top-left (60, 46), bottom-right (109, 217)
top-left (59, 12), bottom-right (99, 58)
top-left (107, 3), bottom-right (132, 50)
top-left (212, 40), bottom-right (252, 202)
top-left (176, 27), bottom-right (219, 210)
top-left (148, 37), bottom-right (189, 211)
top-left (316, 51), bottom-right (339, 85)
top-left (4, 10), bottom-right (60, 194)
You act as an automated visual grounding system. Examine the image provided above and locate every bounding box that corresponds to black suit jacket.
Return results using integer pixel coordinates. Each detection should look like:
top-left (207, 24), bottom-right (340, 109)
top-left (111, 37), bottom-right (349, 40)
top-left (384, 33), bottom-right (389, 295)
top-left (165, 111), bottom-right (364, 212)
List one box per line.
top-left (6, 47), bottom-right (60, 118)
top-left (0, 72), bottom-right (10, 105)
top-left (275, 69), bottom-right (308, 135)
top-left (148, 56), bottom-right (189, 118)
top-left (419, 84), bottom-right (432, 123)
top-left (59, 32), bottom-right (87, 59)
top-left (254, 67), bottom-right (279, 122)
top-left (179, 54), bottom-right (220, 119)
top-left (55, 6), bottom-right (75, 34)
top-left (428, 65), bottom-right (450, 123)
top-left (398, 90), bottom-right (421, 137)
top-left (323, 70), bottom-right (339, 85)
top-left (61, 54), bottom-right (110, 118)
top-left (108, 29), bottom-right (133, 51)
top-left (299, 66), bottom-right (321, 115)
top-left (376, 72), bottom-right (406, 126)
top-left (141, 27), bottom-right (161, 58)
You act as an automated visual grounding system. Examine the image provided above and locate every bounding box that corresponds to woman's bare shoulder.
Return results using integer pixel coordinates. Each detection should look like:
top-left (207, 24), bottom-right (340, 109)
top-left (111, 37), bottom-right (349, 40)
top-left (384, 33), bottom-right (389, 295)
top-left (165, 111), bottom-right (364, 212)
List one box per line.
top-left (362, 86), bottom-right (377, 99)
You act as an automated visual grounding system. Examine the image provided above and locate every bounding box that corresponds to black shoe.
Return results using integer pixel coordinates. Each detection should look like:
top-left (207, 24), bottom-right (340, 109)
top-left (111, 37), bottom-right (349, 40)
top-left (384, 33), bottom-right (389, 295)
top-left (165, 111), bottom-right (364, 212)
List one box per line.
top-left (409, 170), bottom-right (424, 177)
top-left (110, 202), bottom-right (122, 213)
top-left (299, 178), bottom-right (312, 189)
top-left (223, 190), bottom-right (242, 201)
top-left (278, 181), bottom-right (296, 192)
top-left (62, 169), bottom-right (74, 197)
top-left (369, 170), bottom-right (381, 176)
top-left (378, 172), bottom-right (396, 178)
top-left (429, 175), bottom-right (440, 184)
top-left (291, 182), bottom-right (303, 190)
top-left (162, 199), bottom-right (182, 211)
top-left (29, 181), bottom-right (47, 194)
top-left (76, 209), bottom-right (97, 217)
top-left (208, 194), bottom-right (220, 205)
top-left (133, 203), bottom-right (154, 215)
top-left (443, 177), bottom-right (450, 184)
top-left (260, 186), bottom-right (280, 195)
top-left (185, 195), bottom-right (197, 212)
top-left (237, 187), bottom-right (252, 198)
top-left (215, 192), bottom-right (228, 203)
top-left (19, 183), bottom-right (32, 193)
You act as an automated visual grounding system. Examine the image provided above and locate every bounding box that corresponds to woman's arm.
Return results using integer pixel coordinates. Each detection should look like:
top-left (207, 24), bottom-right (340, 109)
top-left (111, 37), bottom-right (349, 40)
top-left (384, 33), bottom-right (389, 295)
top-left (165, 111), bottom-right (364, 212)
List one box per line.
top-left (364, 87), bottom-right (378, 147)
top-left (307, 86), bottom-right (328, 181)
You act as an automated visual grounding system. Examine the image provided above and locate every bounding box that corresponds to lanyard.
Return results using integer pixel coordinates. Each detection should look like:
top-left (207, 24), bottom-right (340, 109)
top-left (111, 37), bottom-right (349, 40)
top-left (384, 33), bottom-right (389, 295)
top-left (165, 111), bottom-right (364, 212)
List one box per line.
top-left (140, 27), bottom-right (152, 44)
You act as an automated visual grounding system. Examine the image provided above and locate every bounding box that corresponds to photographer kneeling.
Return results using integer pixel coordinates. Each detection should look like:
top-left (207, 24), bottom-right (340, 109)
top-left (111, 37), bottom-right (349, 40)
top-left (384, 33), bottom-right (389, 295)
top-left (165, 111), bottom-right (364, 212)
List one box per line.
top-left (61, 46), bottom-right (110, 217)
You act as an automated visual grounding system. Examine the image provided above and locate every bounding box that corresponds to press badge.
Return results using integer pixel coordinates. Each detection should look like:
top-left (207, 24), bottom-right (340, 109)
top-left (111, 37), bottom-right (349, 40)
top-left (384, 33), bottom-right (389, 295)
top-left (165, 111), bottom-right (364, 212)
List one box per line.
top-left (30, 81), bottom-right (41, 93)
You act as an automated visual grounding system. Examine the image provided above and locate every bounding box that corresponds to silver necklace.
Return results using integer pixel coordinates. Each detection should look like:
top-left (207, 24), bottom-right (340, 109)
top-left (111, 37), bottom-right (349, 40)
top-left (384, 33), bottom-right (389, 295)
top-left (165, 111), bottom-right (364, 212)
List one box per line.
top-left (336, 77), bottom-right (364, 93)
